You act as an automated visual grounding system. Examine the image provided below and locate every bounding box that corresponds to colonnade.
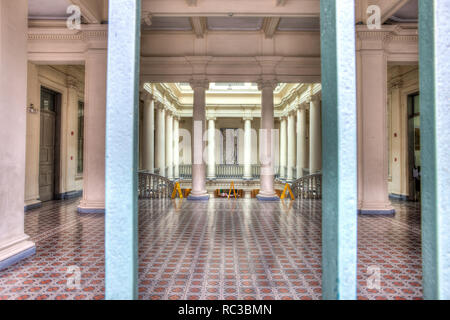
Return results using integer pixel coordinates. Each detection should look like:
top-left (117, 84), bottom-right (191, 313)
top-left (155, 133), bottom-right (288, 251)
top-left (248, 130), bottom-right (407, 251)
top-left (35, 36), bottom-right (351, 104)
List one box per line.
top-left (279, 96), bottom-right (322, 182)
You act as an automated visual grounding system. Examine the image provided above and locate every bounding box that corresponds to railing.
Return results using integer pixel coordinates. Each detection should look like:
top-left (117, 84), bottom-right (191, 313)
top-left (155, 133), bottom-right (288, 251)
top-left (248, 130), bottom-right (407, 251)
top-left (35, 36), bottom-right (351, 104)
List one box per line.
top-left (138, 171), bottom-right (175, 199)
top-left (251, 164), bottom-right (260, 179)
top-left (179, 164), bottom-right (192, 179)
top-left (291, 173), bottom-right (322, 199)
top-left (215, 164), bottom-right (244, 179)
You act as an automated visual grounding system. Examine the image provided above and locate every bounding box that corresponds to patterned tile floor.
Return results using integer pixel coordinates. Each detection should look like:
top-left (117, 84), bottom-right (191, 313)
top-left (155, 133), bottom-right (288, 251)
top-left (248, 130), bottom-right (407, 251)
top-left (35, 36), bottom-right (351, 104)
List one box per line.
top-left (0, 198), bottom-right (422, 300)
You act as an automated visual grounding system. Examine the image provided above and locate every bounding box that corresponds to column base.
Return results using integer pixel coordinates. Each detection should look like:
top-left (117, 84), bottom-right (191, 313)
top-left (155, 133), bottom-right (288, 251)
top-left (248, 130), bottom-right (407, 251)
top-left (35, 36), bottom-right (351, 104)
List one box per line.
top-left (358, 201), bottom-right (396, 215)
top-left (256, 194), bottom-right (280, 201)
top-left (77, 200), bottom-right (105, 214)
top-left (187, 194), bottom-right (210, 201)
top-left (0, 235), bottom-right (36, 271)
top-left (24, 199), bottom-right (42, 212)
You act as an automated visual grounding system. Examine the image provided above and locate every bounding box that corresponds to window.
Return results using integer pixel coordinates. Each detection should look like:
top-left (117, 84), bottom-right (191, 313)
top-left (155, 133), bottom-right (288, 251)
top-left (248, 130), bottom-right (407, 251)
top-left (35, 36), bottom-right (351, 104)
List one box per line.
top-left (77, 101), bottom-right (84, 175)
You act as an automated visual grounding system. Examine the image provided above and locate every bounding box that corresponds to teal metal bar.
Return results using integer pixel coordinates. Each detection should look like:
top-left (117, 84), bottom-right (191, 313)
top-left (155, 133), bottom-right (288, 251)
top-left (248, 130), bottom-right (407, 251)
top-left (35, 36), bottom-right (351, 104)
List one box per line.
top-left (105, 0), bottom-right (141, 300)
top-left (419, 0), bottom-right (450, 300)
top-left (320, 0), bottom-right (357, 300)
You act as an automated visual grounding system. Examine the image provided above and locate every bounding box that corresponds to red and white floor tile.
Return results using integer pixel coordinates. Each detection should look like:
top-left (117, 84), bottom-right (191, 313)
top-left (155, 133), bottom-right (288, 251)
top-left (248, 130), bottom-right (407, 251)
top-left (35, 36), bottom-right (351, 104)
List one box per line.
top-left (0, 198), bottom-right (422, 300)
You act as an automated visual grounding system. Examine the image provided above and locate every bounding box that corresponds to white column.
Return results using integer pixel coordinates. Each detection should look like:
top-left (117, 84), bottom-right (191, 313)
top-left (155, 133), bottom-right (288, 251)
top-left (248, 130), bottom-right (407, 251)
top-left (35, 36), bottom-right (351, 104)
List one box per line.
top-left (279, 116), bottom-right (287, 180)
top-left (287, 111), bottom-right (296, 181)
top-left (0, 0), bottom-right (35, 269)
top-left (166, 112), bottom-right (174, 179)
top-left (309, 96), bottom-right (322, 174)
top-left (207, 117), bottom-right (216, 179)
top-left (78, 48), bottom-right (107, 213)
top-left (358, 41), bottom-right (394, 214)
top-left (243, 117), bottom-right (253, 180)
top-left (188, 80), bottom-right (209, 200)
top-left (142, 93), bottom-right (155, 173)
top-left (155, 103), bottom-right (165, 176)
top-left (296, 105), bottom-right (308, 178)
top-left (173, 116), bottom-right (180, 179)
top-left (257, 80), bottom-right (279, 201)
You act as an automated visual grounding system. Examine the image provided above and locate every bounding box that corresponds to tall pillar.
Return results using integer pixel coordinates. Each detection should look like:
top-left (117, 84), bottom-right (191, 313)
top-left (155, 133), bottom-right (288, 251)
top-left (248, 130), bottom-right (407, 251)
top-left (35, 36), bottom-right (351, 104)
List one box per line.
top-left (357, 32), bottom-right (394, 215)
top-left (207, 117), bottom-right (216, 179)
top-left (243, 117), bottom-right (253, 180)
top-left (419, 0), bottom-right (450, 300)
top-left (287, 111), bottom-right (296, 181)
top-left (78, 48), bottom-right (107, 213)
top-left (320, 0), bottom-right (357, 299)
top-left (105, 0), bottom-right (141, 300)
top-left (173, 116), bottom-right (180, 179)
top-left (142, 93), bottom-right (154, 173)
top-left (0, 0), bottom-right (36, 270)
top-left (166, 112), bottom-right (174, 179)
top-left (155, 103), bottom-right (165, 176)
top-left (309, 96), bottom-right (322, 174)
top-left (296, 104), bottom-right (308, 178)
top-left (257, 80), bottom-right (279, 201)
top-left (279, 116), bottom-right (287, 180)
top-left (187, 80), bottom-right (209, 200)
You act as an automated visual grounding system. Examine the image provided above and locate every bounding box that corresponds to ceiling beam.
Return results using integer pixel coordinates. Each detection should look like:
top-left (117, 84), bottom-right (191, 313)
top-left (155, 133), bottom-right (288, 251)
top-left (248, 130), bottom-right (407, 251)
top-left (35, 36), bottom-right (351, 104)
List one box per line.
top-left (69, 0), bottom-right (103, 24)
top-left (262, 17), bottom-right (281, 39)
top-left (190, 17), bottom-right (207, 38)
top-left (381, 0), bottom-right (410, 24)
top-left (142, 0), bottom-right (319, 17)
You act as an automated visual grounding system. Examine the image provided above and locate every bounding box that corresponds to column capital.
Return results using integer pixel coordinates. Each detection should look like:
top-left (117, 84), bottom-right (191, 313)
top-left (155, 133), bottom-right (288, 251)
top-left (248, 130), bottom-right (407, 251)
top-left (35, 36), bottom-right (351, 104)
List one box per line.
top-left (279, 115), bottom-right (287, 121)
top-left (206, 116), bottom-right (216, 121)
top-left (190, 79), bottom-right (210, 90)
top-left (155, 101), bottom-right (165, 111)
top-left (243, 116), bottom-right (253, 121)
top-left (390, 78), bottom-right (404, 89)
top-left (140, 90), bottom-right (154, 102)
top-left (67, 76), bottom-right (79, 90)
top-left (257, 79), bottom-right (278, 91)
top-left (298, 102), bottom-right (309, 110)
top-left (311, 94), bottom-right (321, 103)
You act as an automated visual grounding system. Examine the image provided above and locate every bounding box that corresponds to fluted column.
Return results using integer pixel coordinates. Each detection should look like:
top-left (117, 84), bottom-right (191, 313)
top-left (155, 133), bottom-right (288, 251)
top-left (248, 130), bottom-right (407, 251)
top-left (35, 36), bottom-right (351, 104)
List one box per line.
top-left (142, 93), bottom-right (155, 173)
top-left (173, 116), bottom-right (180, 179)
top-left (257, 80), bottom-right (279, 201)
top-left (166, 111), bottom-right (174, 179)
top-left (243, 117), bottom-right (253, 180)
top-left (207, 117), bottom-right (216, 179)
top-left (155, 103), bottom-right (165, 176)
top-left (287, 111), bottom-right (296, 181)
top-left (309, 96), bottom-right (322, 174)
top-left (188, 80), bottom-right (209, 200)
top-left (296, 104), bottom-right (308, 178)
top-left (279, 116), bottom-right (287, 180)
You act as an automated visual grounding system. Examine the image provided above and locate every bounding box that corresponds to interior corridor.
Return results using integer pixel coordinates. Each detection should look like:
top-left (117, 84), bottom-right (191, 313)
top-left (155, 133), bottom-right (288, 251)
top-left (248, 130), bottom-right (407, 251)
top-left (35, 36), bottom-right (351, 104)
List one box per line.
top-left (0, 198), bottom-right (422, 300)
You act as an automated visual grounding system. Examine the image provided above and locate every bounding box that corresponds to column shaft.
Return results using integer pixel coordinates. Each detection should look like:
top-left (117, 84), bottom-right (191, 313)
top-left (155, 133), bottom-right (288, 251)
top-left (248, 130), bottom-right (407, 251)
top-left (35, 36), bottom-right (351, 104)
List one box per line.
top-left (309, 98), bottom-right (322, 174)
top-left (142, 95), bottom-right (154, 173)
top-left (243, 118), bottom-right (253, 179)
top-left (296, 106), bottom-right (308, 178)
top-left (155, 105), bottom-right (165, 176)
top-left (257, 81), bottom-right (279, 201)
top-left (78, 49), bottom-right (107, 213)
top-left (166, 113), bottom-right (173, 179)
top-left (287, 112), bottom-right (296, 181)
top-left (358, 49), bottom-right (394, 214)
top-left (207, 118), bottom-right (216, 179)
top-left (188, 81), bottom-right (209, 200)
top-left (173, 117), bottom-right (180, 179)
top-left (320, 0), bottom-right (357, 299)
top-left (0, 0), bottom-right (35, 270)
top-left (279, 117), bottom-right (287, 180)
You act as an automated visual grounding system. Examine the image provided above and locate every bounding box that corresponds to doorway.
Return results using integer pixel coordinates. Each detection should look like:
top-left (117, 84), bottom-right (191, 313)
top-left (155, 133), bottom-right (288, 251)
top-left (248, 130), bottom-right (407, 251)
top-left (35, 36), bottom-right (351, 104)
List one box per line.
top-left (39, 87), bottom-right (61, 202)
top-left (407, 92), bottom-right (420, 201)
